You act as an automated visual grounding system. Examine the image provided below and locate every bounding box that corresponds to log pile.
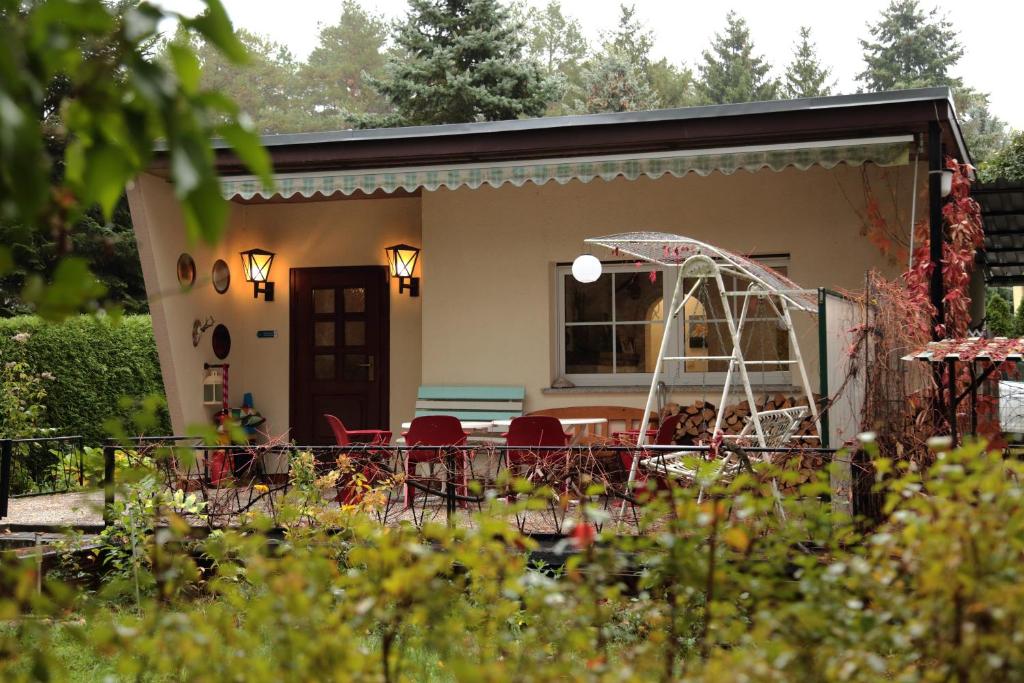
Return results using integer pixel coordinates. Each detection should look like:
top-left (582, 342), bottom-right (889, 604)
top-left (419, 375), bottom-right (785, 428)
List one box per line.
top-left (660, 394), bottom-right (824, 490)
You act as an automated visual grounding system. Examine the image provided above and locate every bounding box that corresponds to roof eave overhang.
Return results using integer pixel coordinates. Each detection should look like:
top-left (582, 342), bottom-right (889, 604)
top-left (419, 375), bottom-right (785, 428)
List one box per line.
top-left (146, 89), bottom-right (968, 179)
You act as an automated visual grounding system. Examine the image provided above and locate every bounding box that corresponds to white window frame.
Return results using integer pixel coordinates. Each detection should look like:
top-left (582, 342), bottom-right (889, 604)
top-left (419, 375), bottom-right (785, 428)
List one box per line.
top-left (554, 257), bottom-right (792, 387)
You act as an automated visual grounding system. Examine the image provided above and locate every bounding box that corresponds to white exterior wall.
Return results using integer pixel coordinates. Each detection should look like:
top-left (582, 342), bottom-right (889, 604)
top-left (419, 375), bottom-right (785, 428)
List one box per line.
top-left (128, 161), bottom-right (919, 441)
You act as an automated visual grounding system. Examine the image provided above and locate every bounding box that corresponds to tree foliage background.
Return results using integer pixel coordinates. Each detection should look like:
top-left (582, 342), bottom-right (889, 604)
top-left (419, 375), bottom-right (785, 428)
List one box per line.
top-left (1, 0), bottom-right (1016, 317)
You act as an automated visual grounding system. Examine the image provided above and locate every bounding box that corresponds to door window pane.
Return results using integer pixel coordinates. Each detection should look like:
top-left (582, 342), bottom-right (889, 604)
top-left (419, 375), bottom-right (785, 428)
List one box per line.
top-left (314, 354), bottom-right (335, 380)
top-left (314, 322), bottom-right (335, 347)
top-left (344, 321), bottom-right (365, 346)
top-left (343, 354), bottom-right (370, 381)
top-left (343, 287), bottom-right (365, 313)
top-left (313, 289), bottom-right (335, 314)
top-left (565, 326), bottom-right (613, 374)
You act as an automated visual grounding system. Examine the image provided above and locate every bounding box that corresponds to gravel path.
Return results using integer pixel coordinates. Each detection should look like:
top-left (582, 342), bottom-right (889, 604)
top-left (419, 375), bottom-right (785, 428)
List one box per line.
top-left (5, 490), bottom-right (105, 527)
top-left (2, 487), bottom-right (640, 535)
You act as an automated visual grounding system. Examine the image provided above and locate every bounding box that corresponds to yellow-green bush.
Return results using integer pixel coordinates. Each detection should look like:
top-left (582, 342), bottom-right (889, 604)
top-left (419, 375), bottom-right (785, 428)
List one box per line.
top-left (0, 315), bottom-right (169, 443)
top-left (4, 442), bottom-right (1024, 682)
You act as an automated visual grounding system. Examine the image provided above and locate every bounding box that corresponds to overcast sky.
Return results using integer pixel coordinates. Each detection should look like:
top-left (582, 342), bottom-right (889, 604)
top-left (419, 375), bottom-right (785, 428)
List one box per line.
top-left (157, 0), bottom-right (1023, 129)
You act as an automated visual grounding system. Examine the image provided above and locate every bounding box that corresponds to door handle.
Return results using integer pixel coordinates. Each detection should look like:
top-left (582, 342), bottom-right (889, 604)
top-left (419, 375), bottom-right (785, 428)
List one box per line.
top-left (355, 356), bottom-right (375, 382)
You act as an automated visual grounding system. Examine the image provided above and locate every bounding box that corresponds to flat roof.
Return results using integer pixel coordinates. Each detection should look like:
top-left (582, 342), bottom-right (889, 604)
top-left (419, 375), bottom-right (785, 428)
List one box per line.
top-left (151, 87), bottom-right (969, 177)
top-left (976, 180), bottom-right (1024, 285)
top-left (240, 88), bottom-right (960, 148)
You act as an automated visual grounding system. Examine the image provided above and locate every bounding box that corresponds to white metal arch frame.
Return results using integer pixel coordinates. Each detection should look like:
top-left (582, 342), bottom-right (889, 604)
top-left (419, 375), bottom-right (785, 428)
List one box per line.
top-left (582, 232), bottom-right (821, 496)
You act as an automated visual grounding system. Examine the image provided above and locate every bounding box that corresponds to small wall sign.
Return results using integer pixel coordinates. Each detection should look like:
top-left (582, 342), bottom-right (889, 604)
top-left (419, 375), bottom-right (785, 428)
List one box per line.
top-left (257, 330), bottom-right (276, 338)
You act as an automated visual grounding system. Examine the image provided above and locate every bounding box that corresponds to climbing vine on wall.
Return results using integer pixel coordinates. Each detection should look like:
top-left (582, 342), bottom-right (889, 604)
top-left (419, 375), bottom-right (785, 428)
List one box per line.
top-left (903, 157), bottom-right (984, 338)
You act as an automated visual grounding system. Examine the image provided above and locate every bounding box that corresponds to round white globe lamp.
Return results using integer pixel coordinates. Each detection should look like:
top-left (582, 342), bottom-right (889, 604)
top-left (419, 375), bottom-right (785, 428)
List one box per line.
top-left (571, 254), bottom-right (602, 283)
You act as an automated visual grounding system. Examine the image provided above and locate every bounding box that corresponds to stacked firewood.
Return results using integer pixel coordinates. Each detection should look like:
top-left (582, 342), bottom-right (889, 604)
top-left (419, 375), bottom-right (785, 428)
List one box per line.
top-left (660, 393), bottom-right (824, 491)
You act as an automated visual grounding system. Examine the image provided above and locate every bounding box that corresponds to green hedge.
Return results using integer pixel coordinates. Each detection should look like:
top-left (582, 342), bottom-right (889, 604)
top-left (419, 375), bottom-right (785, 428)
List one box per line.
top-left (0, 315), bottom-right (170, 444)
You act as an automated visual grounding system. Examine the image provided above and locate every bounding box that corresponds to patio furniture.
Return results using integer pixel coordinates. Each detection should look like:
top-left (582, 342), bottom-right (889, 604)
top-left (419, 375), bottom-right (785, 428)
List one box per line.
top-left (640, 407), bottom-right (808, 518)
top-left (503, 416), bottom-right (573, 482)
top-left (414, 385), bottom-right (525, 422)
top-left (618, 413), bottom-right (685, 476)
top-left (502, 415), bottom-right (573, 531)
top-left (581, 234), bottom-right (821, 526)
top-left (324, 414), bottom-right (392, 446)
top-left (525, 406), bottom-right (654, 444)
top-left (402, 415), bottom-right (472, 516)
top-left (323, 414), bottom-right (392, 505)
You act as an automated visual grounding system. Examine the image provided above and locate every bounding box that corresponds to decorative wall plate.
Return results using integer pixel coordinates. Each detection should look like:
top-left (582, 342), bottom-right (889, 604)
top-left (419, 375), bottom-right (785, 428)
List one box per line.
top-left (212, 324), bottom-right (231, 359)
top-left (212, 259), bottom-right (230, 294)
top-left (177, 253), bottom-right (196, 290)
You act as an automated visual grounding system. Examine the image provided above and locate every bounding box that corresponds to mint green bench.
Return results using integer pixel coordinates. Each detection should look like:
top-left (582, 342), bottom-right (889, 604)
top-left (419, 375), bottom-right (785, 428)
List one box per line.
top-left (414, 385), bottom-right (525, 422)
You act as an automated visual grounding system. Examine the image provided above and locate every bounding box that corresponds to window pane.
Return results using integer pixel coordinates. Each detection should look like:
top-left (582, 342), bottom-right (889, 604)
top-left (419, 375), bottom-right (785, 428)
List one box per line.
top-left (314, 354), bottom-right (335, 380)
top-left (344, 321), bottom-right (365, 346)
top-left (343, 287), bottom-right (365, 313)
top-left (565, 325), bottom-right (613, 374)
top-left (615, 271), bottom-right (662, 322)
top-left (343, 354), bottom-right (369, 381)
top-left (616, 323), bottom-right (664, 373)
top-left (314, 322), bottom-right (335, 347)
top-left (313, 289), bottom-right (334, 314)
top-left (564, 274), bottom-right (611, 323)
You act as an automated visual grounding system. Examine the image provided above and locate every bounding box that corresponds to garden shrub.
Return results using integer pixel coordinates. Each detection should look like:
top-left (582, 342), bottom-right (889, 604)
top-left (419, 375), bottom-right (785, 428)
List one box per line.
top-left (0, 315), bottom-right (169, 443)
top-left (4, 441), bottom-right (1024, 681)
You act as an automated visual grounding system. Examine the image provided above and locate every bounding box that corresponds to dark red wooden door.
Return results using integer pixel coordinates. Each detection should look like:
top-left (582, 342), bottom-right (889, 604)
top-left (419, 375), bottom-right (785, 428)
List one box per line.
top-left (290, 266), bottom-right (389, 445)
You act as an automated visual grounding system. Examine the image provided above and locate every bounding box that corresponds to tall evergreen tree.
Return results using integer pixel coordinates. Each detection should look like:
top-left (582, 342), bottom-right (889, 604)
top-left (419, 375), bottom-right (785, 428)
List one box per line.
top-left (1014, 298), bottom-right (1024, 338)
top-left (857, 0), bottom-right (962, 91)
top-left (519, 1), bottom-right (587, 80)
top-left (366, 0), bottom-right (555, 126)
top-left (579, 53), bottom-right (659, 114)
top-left (516, 0), bottom-right (588, 115)
top-left (602, 4), bottom-right (653, 73)
top-left (954, 87), bottom-right (1010, 164)
top-left (648, 58), bottom-right (699, 108)
top-left (986, 292), bottom-right (1014, 337)
top-left (783, 27), bottom-right (834, 99)
top-left (579, 4), bottom-right (661, 114)
top-left (857, 0), bottom-right (1008, 162)
top-left (180, 29), bottom-right (309, 134)
top-left (980, 131), bottom-right (1024, 183)
top-left (697, 11), bottom-right (778, 104)
top-left (0, 201), bottom-right (146, 316)
top-left (579, 5), bottom-right (697, 114)
top-left (300, 0), bottom-right (392, 126)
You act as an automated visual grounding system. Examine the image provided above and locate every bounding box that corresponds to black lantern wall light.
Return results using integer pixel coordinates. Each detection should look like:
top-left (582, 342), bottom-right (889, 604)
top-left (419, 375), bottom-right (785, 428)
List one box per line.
top-left (385, 243), bottom-right (420, 297)
top-left (240, 248), bottom-right (275, 301)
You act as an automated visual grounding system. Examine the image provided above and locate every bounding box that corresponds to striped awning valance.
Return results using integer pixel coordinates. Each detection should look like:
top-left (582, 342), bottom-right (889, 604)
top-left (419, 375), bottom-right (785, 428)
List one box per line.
top-left (221, 135), bottom-right (913, 200)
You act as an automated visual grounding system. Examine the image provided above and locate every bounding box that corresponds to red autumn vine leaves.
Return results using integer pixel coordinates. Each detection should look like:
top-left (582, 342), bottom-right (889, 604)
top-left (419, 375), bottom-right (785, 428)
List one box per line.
top-left (901, 157), bottom-right (984, 338)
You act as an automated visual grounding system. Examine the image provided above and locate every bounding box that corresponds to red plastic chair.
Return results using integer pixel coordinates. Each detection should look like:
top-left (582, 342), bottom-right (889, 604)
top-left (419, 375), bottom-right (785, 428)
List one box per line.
top-left (504, 416), bottom-right (572, 499)
top-left (619, 413), bottom-right (684, 482)
top-left (402, 415), bottom-right (470, 509)
top-left (505, 415), bottom-right (572, 465)
top-left (323, 414), bottom-right (392, 504)
top-left (324, 414), bottom-right (391, 447)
